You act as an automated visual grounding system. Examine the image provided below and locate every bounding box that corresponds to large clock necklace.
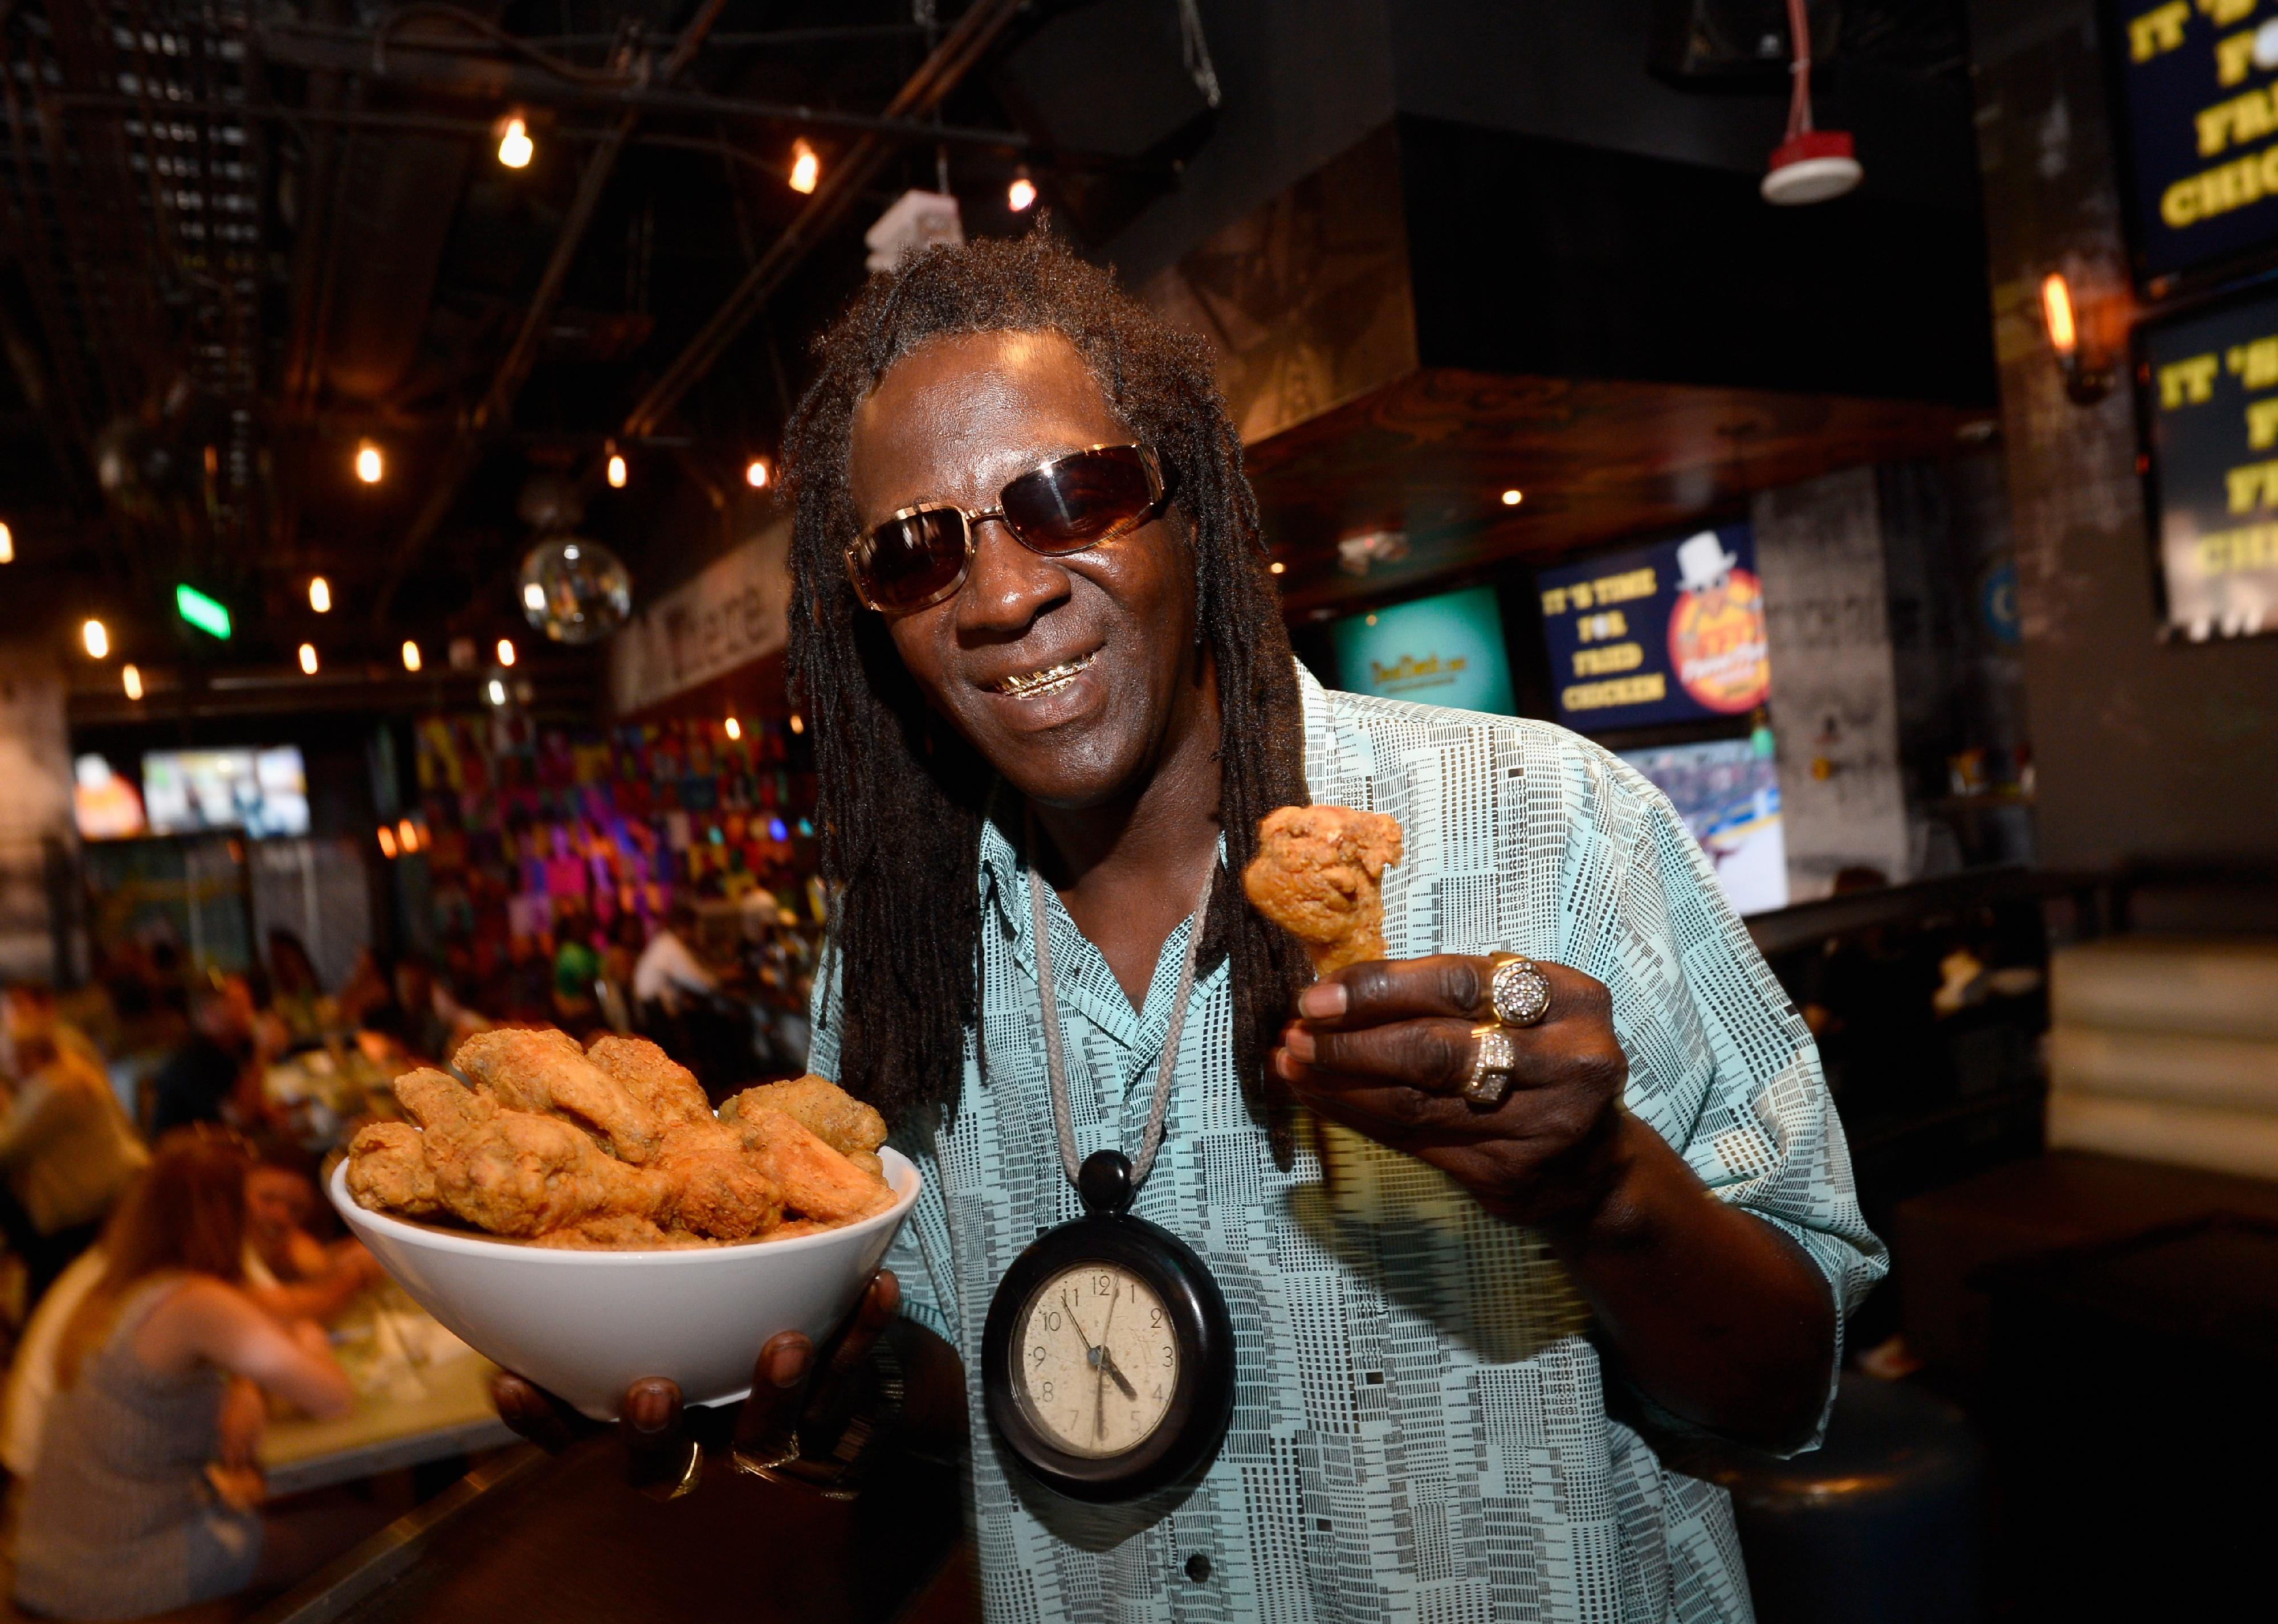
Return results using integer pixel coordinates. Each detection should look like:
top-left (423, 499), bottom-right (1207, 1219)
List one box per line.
top-left (979, 852), bottom-right (1236, 1503)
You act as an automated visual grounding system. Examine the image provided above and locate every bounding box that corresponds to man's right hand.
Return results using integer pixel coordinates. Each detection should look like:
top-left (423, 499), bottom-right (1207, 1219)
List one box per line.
top-left (489, 1270), bottom-right (903, 1497)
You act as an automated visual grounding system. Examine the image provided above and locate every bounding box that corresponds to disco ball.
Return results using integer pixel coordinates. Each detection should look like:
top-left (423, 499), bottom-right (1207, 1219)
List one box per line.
top-left (519, 536), bottom-right (631, 644)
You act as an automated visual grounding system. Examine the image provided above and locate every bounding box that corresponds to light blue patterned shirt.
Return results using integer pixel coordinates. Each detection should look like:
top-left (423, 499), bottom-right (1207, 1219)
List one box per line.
top-left (810, 664), bottom-right (1884, 1624)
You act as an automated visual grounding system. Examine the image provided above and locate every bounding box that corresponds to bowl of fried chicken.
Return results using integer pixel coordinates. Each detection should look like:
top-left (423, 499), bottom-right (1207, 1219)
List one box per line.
top-left (329, 1031), bottom-right (916, 1421)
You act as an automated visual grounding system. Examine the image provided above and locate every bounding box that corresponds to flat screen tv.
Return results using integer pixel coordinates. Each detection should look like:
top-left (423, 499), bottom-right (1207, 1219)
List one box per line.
top-left (72, 755), bottom-right (146, 842)
top-left (1617, 737), bottom-right (1788, 917)
top-left (1329, 585), bottom-right (1517, 715)
top-left (142, 746), bottom-right (310, 838)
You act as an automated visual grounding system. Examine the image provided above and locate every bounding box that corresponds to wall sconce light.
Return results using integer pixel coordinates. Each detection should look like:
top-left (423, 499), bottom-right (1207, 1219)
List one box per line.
top-left (2043, 272), bottom-right (2113, 405)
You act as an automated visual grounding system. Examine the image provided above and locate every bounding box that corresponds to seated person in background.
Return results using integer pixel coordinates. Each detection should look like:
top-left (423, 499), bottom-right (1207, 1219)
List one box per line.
top-left (241, 1135), bottom-right (382, 1324)
top-left (390, 956), bottom-right (479, 1064)
top-left (149, 977), bottom-right (266, 1139)
top-left (14, 1129), bottom-right (394, 1621)
top-left (264, 929), bottom-right (333, 1047)
top-left (633, 900), bottom-right (717, 1018)
top-left (0, 988), bottom-right (148, 1305)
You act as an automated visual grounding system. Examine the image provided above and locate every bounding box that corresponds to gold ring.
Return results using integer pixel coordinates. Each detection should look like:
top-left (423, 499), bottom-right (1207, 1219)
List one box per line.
top-left (1463, 1023), bottom-right (1516, 1109)
top-left (728, 1431), bottom-right (802, 1478)
top-left (1489, 954), bottom-right (1552, 1029)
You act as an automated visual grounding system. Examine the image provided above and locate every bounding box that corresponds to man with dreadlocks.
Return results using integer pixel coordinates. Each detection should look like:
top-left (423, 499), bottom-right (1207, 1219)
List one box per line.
top-left (496, 235), bottom-right (1881, 1622)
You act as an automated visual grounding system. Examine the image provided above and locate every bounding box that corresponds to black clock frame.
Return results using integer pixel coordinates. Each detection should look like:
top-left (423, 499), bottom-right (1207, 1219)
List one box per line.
top-left (981, 1208), bottom-right (1234, 1503)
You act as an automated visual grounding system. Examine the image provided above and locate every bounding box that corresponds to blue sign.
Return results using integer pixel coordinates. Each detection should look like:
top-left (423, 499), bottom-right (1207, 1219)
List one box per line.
top-left (1538, 524), bottom-right (1770, 733)
top-left (1330, 585), bottom-right (1516, 715)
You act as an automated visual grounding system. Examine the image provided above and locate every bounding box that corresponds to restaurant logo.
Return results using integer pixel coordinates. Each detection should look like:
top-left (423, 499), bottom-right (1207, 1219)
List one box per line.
top-left (1665, 531), bottom-right (1770, 714)
top-left (1367, 650), bottom-right (1469, 695)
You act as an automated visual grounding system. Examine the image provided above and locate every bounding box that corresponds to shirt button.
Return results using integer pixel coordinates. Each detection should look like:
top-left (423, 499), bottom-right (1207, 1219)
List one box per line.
top-left (1185, 1554), bottom-right (1211, 1583)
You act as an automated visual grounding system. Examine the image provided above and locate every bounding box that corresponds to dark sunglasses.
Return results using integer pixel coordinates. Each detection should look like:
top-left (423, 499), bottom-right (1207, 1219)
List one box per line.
top-left (845, 443), bottom-right (1173, 613)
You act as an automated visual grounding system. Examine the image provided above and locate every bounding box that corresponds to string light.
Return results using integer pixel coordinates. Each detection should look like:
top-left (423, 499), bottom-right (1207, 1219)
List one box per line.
top-left (487, 678), bottom-right (507, 706)
top-left (309, 576), bottom-right (332, 613)
top-left (402, 640), bottom-right (422, 672)
top-left (298, 643), bottom-right (319, 675)
top-left (496, 638), bottom-right (516, 668)
top-left (788, 712), bottom-right (805, 735)
top-left (1268, 560), bottom-right (1286, 574)
top-left (82, 619), bottom-right (108, 659)
top-left (0, 521), bottom-right (12, 563)
top-left (724, 717), bottom-right (742, 741)
top-left (789, 138), bottom-right (820, 194)
top-left (1501, 489), bottom-right (1524, 507)
top-left (1008, 169), bottom-right (1037, 211)
top-left (606, 450), bottom-right (627, 489)
top-left (745, 458), bottom-right (770, 489)
top-left (354, 440), bottom-right (383, 483)
top-left (122, 663), bottom-right (143, 701)
top-left (497, 113), bottom-right (533, 169)
top-left (522, 582), bottom-right (545, 611)
top-left (398, 818), bottom-right (418, 852)
top-left (377, 825), bottom-right (399, 859)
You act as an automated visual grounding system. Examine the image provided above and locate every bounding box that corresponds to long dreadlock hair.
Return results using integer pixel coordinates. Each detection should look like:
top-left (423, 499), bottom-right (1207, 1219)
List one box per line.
top-left (784, 232), bottom-right (1311, 1163)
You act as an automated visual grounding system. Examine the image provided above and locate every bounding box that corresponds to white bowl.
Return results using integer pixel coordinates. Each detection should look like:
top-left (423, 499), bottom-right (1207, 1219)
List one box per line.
top-left (328, 1149), bottom-right (919, 1421)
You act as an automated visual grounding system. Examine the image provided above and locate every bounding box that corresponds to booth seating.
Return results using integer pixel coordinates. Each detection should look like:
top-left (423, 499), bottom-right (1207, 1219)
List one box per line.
top-left (2041, 936), bottom-right (2278, 1178)
top-left (1687, 1374), bottom-right (1986, 1624)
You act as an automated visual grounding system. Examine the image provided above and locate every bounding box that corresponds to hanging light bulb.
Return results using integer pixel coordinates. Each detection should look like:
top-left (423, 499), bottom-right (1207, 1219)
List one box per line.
top-left (308, 576), bottom-right (332, 613)
top-left (401, 640), bottom-right (422, 672)
top-left (0, 520), bottom-right (13, 563)
top-left (298, 642), bottom-right (319, 675)
top-left (724, 716), bottom-right (742, 741)
top-left (789, 138), bottom-right (820, 194)
top-left (1269, 560), bottom-right (1286, 575)
top-left (354, 440), bottom-right (383, 484)
top-left (2042, 273), bottom-right (2077, 357)
top-left (82, 619), bottom-right (108, 659)
top-left (1501, 488), bottom-right (1525, 507)
top-left (1008, 168), bottom-right (1037, 212)
top-left (496, 638), bottom-right (516, 668)
top-left (122, 663), bottom-right (143, 700)
top-left (606, 449), bottom-right (627, 489)
top-left (788, 712), bottom-right (805, 735)
top-left (497, 113), bottom-right (534, 169)
top-left (486, 678), bottom-right (507, 706)
top-left (745, 458), bottom-right (770, 489)
top-left (397, 818), bottom-right (418, 852)
top-left (377, 825), bottom-right (399, 859)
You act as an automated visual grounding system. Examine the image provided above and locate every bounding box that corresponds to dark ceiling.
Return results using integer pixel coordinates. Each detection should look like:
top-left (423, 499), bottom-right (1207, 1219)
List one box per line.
top-left (0, 0), bottom-right (1211, 704)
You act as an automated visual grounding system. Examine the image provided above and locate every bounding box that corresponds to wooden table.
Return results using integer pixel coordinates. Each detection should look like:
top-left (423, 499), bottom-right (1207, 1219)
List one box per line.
top-left (248, 1439), bottom-right (975, 1624)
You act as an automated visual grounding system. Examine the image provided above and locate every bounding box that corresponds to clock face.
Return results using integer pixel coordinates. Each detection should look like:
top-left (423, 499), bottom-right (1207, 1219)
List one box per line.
top-left (1014, 1264), bottom-right (1179, 1459)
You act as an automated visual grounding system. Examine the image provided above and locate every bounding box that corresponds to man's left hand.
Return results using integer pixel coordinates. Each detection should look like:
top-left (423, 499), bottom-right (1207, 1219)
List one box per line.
top-left (1274, 956), bottom-right (1633, 1229)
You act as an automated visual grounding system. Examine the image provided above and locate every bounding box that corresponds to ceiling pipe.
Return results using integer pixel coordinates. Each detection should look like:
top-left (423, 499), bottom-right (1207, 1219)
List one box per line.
top-left (369, 0), bottom-right (728, 630)
top-left (621, 0), bottom-right (1027, 440)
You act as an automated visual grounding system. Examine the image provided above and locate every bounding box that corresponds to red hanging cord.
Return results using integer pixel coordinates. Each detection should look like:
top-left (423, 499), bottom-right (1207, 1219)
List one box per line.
top-left (1786, 0), bottom-right (1815, 140)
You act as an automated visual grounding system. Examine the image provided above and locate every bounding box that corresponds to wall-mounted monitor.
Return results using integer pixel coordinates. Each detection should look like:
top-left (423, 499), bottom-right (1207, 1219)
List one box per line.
top-left (142, 746), bottom-right (310, 838)
top-left (1538, 523), bottom-right (1770, 735)
top-left (1617, 737), bottom-right (1788, 917)
top-left (1329, 584), bottom-right (1517, 715)
top-left (72, 755), bottom-right (146, 842)
top-left (2106, 0), bottom-right (2278, 292)
top-left (2139, 288), bottom-right (2278, 640)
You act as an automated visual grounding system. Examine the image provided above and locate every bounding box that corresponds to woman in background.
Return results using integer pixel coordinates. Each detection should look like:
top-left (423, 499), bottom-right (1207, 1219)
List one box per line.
top-left (12, 1130), bottom-right (383, 1621)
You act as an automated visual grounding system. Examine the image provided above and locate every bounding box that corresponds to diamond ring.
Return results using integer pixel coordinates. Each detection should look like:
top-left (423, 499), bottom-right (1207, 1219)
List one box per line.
top-left (1463, 1023), bottom-right (1517, 1109)
top-left (1489, 955), bottom-right (1552, 1029)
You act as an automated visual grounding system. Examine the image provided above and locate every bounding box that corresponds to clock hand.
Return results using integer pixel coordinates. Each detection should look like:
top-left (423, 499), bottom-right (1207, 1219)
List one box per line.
top-left (1094, 1354), bottom-right (1106, 1442)
top-left (1095, 1282), bottom-right (1139, 1399)
top-left (1097, 1345), bottom-right (1140, 1402)
top-left (1062, 1289), bottom-right (1099, 1361)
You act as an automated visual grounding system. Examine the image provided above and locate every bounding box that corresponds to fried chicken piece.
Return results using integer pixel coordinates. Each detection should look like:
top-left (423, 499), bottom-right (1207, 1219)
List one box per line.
top-left (733, 1107), bottom-right (895, 1225)
top-left (529, 1214), bottom-right (716, 1251)
top-left (1242, 805), bottom-right (1405, 974)
top-left (391, 1068), bottom-right (670, 1237)
top-left (584, 1036), bottom-right (712, 1131)
top-left (723, 1076), bottom-right (887, 1158)
top-left (651, 1118), bottom-right (783, 1241)
top-left (454, 1029), bottom-right (662, 1164)
top-left (345, 1121), bottom-right (444, 1219)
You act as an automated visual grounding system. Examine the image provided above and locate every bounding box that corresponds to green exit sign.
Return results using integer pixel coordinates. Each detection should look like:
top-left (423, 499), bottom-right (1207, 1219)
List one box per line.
top-left (175, 584), bottom-right (231, 639)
